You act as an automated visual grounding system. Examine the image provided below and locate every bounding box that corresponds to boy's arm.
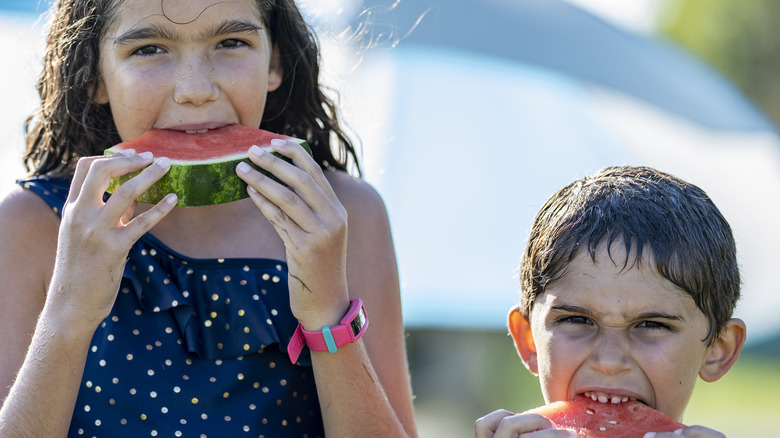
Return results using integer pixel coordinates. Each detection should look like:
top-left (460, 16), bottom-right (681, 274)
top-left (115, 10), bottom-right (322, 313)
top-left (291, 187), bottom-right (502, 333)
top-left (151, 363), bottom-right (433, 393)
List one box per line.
top-left (644, 426), bottom-right (725, 438)
top-left (475, 409), bottom-right (576, 437)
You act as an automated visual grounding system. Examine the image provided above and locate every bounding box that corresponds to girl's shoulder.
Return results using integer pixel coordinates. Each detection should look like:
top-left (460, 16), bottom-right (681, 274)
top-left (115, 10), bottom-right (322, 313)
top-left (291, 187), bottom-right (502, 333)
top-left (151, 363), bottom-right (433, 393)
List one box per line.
top-left (0, 184), bottom-right (59, 283)
top-left (325, 170), bottom-right (388, 217)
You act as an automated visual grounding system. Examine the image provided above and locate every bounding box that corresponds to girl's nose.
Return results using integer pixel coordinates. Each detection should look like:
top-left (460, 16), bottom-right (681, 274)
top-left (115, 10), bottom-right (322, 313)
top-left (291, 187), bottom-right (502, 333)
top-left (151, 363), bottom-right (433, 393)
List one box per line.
top-left (588, 328), bottom-right (632, 376)
top-left (173, 61), bottom-right (219, 106)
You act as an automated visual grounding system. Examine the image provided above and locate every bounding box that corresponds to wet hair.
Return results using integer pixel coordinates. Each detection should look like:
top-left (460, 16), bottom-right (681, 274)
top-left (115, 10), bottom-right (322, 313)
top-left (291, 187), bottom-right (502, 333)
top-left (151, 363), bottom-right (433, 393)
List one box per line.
top-left (519, 166), bottom-right (740, 345)
top-left (23, 0), bottom-right (360, 178)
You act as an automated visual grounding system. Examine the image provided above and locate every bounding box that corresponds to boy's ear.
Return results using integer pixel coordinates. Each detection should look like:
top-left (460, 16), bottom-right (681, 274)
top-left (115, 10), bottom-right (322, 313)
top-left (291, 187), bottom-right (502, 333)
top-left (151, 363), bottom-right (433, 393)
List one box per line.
top-left (508, 305), bottom-right (538, 375)
top-left (267, 44), bottom-right (283, 92)
top-left (699, 318), bottom-right (747, 382)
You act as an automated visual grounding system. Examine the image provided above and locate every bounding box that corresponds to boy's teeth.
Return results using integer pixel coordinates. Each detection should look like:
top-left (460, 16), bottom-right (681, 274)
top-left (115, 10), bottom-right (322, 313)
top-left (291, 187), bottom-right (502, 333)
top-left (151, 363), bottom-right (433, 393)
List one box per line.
top-left (584, 391), bottom-right (632, 404)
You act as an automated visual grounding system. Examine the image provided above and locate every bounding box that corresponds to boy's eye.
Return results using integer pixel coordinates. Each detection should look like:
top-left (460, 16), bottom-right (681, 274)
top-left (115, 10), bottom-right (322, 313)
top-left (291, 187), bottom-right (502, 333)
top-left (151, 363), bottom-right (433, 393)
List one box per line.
top-left (133, 45), bottom-right (163, 56)
top-left (558, 315), bottom-right (592, 325)
top-left (636, 320), bottom-right (671, 330)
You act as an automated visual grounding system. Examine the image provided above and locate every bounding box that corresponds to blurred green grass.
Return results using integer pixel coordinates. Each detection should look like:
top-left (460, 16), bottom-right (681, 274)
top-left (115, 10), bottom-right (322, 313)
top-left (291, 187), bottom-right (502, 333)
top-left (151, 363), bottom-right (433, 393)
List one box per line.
top-left (407, 329), bottom-right (778, 438)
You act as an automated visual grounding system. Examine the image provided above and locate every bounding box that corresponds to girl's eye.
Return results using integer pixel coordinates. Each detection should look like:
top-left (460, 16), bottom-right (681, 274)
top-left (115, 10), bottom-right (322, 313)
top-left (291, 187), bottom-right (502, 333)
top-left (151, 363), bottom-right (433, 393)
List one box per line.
top-left (218, 39), bottom-right (247, 49)
top-left (133, 45), bottom-right (163, 56)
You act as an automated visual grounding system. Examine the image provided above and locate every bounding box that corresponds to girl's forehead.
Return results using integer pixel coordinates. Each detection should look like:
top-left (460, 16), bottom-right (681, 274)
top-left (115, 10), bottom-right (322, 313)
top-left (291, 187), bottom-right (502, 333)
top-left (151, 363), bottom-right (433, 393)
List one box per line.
top-left (107, 0), bottom-right (264, 31)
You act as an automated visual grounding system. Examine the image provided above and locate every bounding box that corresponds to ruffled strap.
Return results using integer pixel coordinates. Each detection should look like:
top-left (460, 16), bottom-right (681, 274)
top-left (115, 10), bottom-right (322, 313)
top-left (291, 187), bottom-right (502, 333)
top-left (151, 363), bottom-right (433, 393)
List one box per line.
top-left (17, 176), bottom-right (70, 217)
top-left (125, 234), bottom-right (309, 363)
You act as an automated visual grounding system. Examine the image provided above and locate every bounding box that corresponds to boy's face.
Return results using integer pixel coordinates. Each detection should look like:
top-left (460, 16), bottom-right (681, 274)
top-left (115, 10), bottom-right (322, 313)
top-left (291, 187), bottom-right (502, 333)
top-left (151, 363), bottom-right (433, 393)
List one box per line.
top-left (95, 0), bottom-right (282, 142)
top-left (522, 243), bottom-right (711, 422)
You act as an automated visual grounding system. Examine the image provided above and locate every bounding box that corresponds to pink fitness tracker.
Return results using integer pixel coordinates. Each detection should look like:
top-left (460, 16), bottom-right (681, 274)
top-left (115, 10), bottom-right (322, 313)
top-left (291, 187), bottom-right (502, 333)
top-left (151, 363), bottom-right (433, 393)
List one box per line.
top-left (287, 298), bottom-right (369, 364)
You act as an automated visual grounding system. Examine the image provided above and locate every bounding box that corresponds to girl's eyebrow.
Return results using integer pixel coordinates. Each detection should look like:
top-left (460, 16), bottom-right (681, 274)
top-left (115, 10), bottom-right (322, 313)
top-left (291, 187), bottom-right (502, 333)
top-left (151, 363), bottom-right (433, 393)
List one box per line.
top-left (112, 20), bottom-right (263, 46)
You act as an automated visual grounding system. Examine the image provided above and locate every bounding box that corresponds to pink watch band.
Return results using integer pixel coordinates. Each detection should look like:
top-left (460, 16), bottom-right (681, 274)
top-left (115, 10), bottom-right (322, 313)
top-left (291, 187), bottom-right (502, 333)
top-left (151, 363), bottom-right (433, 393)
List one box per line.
top-left (287, 298), bottom-right (368, 364)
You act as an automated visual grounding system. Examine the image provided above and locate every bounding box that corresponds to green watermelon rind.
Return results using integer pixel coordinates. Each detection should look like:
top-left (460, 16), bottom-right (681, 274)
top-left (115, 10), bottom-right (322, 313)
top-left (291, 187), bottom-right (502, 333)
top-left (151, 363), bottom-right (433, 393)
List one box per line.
top-left (104, 138), bottom-right (311, 207)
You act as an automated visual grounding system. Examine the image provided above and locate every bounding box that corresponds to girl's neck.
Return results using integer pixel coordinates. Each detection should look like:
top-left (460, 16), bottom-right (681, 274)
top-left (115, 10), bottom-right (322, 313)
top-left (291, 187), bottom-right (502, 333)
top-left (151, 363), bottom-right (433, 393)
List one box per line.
top-left (136, 198), bottom-right (286, 260)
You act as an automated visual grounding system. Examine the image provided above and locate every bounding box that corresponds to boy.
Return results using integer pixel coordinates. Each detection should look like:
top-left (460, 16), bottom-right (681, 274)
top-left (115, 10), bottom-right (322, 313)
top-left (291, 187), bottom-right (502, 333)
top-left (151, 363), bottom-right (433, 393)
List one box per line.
top-left (475, 166), bottom-right (746, 438)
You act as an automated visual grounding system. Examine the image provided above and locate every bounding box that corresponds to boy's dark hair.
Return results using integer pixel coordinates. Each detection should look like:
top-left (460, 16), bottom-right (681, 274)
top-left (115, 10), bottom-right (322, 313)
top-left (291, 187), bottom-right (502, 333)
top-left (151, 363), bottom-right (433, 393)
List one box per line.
top-left (519, 165), bottom-right (739, 345)
top-left (23, 0), bottom-right (360, 178)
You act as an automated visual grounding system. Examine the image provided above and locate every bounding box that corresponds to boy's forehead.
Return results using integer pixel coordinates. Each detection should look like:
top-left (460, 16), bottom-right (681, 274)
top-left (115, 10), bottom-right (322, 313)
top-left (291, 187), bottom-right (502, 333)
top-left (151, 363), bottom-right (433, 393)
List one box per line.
top-left (531, 246), bottom-right (697, 319)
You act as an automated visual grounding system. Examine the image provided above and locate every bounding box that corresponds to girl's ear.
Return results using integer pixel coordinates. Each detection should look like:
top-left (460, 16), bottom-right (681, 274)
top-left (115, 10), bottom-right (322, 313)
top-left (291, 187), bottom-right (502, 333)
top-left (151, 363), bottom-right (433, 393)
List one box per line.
top-left (508, 305), bottom-right (538, 375)
top-left (93, 79), bottom-right (109, 105)
top-left (699, 318), bottom-right (747, 382)
top-left (267, 44), bottom-right (283, 92)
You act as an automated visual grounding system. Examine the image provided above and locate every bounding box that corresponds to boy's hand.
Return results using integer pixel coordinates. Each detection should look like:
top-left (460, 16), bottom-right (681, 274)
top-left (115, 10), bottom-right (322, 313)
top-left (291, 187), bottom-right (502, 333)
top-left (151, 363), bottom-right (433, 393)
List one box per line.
top-left (645, 426), bottom-right (725, 438)
top-left (475, 409), bottom-right (577, 437)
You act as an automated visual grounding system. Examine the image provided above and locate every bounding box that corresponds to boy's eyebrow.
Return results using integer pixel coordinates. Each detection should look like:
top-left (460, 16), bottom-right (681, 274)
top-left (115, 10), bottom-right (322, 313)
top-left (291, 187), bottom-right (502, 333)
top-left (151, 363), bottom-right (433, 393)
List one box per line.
top-left (549, 305), bottom-right (685, 321)
top-left (112, 20), bottom-right (263, 46)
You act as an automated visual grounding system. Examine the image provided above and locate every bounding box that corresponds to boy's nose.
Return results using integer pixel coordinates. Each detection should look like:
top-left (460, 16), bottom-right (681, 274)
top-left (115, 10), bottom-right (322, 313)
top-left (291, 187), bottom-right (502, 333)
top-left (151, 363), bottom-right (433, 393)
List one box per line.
top-left (588, 328), bottom-right (632, 376)
top-left (173, 61), bottom-right (219, 106)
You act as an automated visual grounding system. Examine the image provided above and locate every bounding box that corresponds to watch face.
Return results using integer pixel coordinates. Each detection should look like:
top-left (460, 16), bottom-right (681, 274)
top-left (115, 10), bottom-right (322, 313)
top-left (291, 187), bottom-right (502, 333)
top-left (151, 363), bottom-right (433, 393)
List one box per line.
top-left (350, 308), bottom-right (367, 337)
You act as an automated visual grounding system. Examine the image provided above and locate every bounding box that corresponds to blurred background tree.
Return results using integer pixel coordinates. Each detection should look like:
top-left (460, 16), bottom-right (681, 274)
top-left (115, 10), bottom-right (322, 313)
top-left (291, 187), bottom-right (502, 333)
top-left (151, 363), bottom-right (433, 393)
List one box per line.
top-left (660, 0), bottom-right (780, 126)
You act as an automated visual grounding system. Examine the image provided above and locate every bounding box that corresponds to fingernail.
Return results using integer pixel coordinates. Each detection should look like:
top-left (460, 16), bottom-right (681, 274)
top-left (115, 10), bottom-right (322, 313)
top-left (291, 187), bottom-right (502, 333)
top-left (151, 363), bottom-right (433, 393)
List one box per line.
top-left (119, 148), bottom-right (135, 156)
top-left (155, 157), bottom-right (170, 170)
top-left (270, 138), bottom-right (286, 147)
top-left (249, 145), bottom-right (265, 156)
top-left (643, 433), bottom-right (656, 438)
top-left (674, 429), bottom-right (684, 435)
top-left (163, 193), bottom-right (177, 205)
top-left (138, 151), bottom-right (153, 160)
top-left (236, 161), bottom-right (251, 174)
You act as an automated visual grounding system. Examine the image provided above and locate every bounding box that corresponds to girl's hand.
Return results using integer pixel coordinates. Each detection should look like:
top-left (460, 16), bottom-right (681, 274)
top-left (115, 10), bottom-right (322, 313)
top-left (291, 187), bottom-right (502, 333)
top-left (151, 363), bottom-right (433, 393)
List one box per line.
top-left (645, 426), bottom-right (726, 438)
top-left (52, 151), bottom-right (177, 326)
top-left (475, 409), bottom-right (577, 438)
top-left (236, 140), bottom-right (350, 329)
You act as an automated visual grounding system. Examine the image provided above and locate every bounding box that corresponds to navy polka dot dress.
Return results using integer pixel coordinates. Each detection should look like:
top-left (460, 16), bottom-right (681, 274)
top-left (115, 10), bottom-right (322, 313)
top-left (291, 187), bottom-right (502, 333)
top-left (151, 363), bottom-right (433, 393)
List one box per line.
top-left (19, 177), bottom-right (325, 438)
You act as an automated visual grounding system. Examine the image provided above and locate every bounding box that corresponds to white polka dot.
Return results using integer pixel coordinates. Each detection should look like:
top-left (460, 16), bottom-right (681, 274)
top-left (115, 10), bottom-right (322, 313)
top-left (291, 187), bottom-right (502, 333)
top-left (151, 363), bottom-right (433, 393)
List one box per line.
top-left (94, 419), bottom-right (101, 426)
top-left (150, 391), bottom-right (157, 398)
top-left (107, 334), bottom-right (115, 341)
top-left (147, 265), bottom-right (154, 273)
top-left (173, 386), bottom-right (181, 393)
top-left (84, 405), bottom-right (90, 412)
top-left (162, 407), bottom-right (168, 413)
top-left (99, 360), bottom-right (106, 367)
top-left (147, 370), bottom-right (154, 376)
top-left (151, 430), bottom-right (157, 436)
top-left (126, 354), bottom-right (134, 360)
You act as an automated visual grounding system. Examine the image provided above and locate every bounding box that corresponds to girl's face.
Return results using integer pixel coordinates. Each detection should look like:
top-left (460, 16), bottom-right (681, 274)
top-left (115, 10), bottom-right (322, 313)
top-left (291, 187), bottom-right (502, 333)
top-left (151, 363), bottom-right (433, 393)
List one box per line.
top-left (527, 243), bottom-right (713, 422)
top-left (95, 0), bottom-right (281, 141)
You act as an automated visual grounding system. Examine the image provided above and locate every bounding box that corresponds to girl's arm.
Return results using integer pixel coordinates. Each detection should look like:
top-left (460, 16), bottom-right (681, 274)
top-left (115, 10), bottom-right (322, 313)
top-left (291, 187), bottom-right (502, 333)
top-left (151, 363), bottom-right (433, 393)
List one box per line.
top-left (0, 153), bottom-right (176, 437)
top-left (238, 141), bottom-right (417, 437)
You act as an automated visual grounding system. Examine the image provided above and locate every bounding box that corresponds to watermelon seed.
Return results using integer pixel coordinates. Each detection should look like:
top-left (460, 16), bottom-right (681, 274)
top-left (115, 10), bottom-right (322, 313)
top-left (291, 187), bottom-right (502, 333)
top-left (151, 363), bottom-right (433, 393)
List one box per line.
top-left (599, 426), bottom-right (607, 431)
top-left (586, 409), bottom-right (594, 415)
top-left (607, 420), bottom-right (618, 425)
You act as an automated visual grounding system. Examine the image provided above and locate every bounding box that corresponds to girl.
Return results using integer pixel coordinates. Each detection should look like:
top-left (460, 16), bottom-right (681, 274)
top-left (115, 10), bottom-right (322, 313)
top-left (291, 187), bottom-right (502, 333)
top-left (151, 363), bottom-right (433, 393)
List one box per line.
top-left (0, 0), bottom-right (417, 437)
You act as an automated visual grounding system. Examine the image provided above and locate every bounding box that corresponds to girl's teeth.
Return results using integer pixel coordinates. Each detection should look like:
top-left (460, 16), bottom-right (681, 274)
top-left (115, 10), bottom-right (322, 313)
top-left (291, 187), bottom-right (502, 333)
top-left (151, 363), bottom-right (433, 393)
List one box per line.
top-left (186, 129), bottom-right (208, 134)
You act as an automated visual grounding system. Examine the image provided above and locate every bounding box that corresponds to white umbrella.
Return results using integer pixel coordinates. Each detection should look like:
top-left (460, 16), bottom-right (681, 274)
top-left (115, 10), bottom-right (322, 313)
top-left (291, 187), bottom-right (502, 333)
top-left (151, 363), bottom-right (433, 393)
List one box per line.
top-left (329, 0), bottom-right (780, 342)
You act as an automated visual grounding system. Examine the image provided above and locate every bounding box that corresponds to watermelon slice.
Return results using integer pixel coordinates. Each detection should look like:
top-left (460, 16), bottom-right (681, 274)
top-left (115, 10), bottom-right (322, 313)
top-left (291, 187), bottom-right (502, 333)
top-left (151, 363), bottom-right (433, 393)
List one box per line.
top-left (525, 397), bottom-right (685, 437)
top-left (104, 125), bottom-right (312, 207)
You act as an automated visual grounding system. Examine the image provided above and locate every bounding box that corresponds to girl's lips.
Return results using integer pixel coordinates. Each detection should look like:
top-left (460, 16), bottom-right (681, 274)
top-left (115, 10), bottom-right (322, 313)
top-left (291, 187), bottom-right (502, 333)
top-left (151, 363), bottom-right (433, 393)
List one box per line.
top-left (158, 122), bottom-right (234, 133)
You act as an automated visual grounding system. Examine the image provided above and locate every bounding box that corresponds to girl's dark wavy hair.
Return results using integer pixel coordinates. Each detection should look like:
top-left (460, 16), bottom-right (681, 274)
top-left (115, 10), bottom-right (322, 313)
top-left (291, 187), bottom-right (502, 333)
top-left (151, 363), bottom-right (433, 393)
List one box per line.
top-left (519, 166), bottom-right (740, 345)
top-left (24, 0), bottom-right (361, 178)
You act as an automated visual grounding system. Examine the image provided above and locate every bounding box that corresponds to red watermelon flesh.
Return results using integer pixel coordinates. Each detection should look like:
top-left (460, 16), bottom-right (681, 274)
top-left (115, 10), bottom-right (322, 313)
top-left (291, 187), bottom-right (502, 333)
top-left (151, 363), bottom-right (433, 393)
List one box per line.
top-left (104, 125), bottom-right (311, 207)
top-left (525, 397), bottom-right (685, 437)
